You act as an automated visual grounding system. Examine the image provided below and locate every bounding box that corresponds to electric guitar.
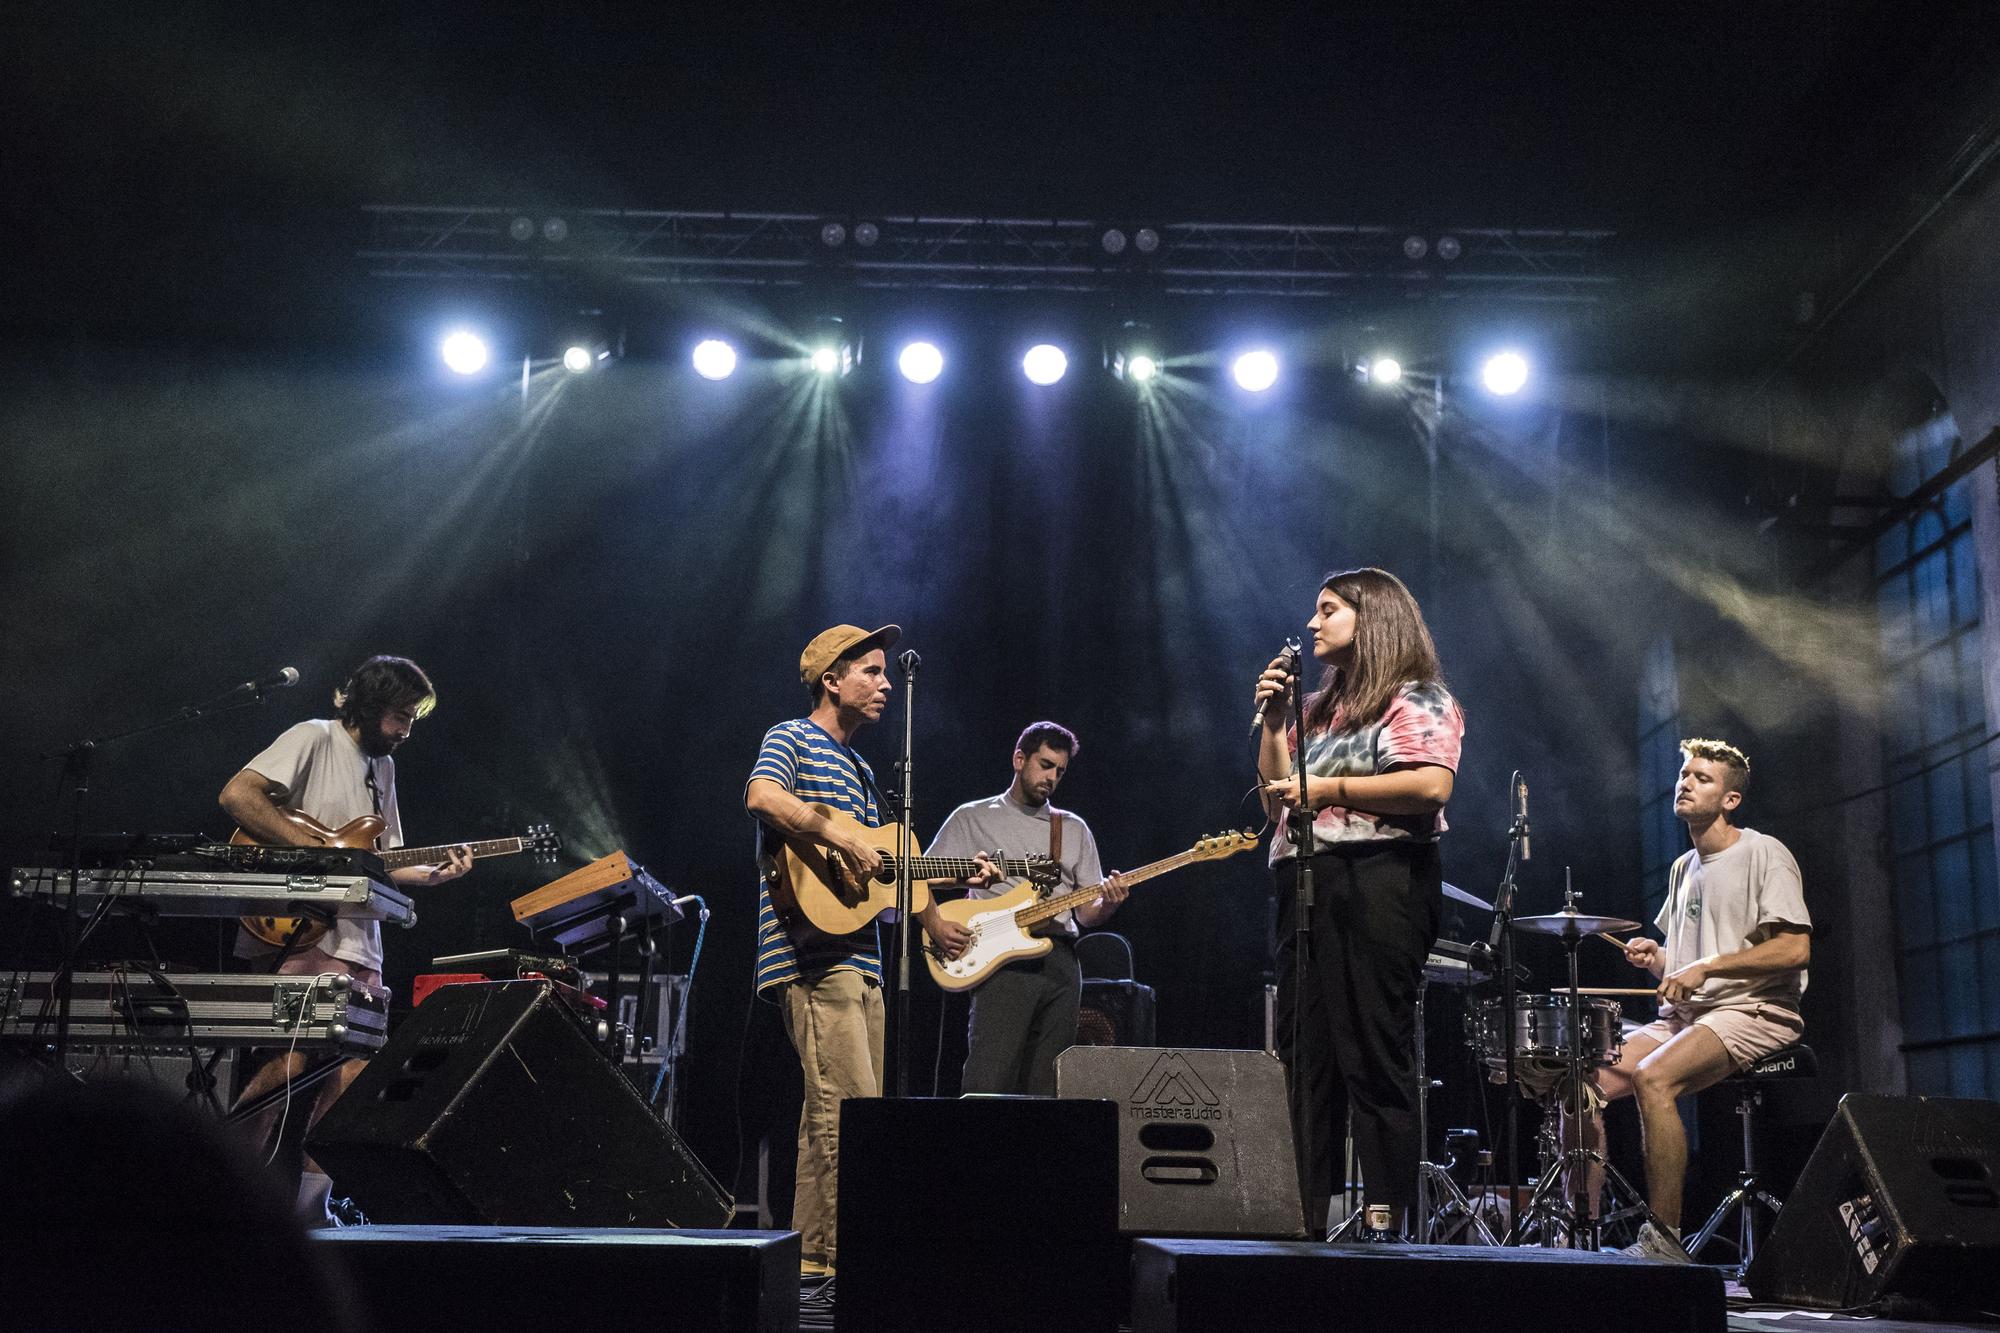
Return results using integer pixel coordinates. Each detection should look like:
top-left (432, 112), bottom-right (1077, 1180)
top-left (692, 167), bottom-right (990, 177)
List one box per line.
top-left (234, 811), bottom-right (560, 948)
top-left (924, 829), bottom-right (1259, 991)
top-left (768, 803), bottom-right (1061, 938)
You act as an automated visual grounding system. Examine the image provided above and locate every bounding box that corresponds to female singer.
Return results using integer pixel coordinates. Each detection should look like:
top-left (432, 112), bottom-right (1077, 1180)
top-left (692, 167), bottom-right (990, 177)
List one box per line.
top-left (1254, 567), bottom-right (1465, 1240)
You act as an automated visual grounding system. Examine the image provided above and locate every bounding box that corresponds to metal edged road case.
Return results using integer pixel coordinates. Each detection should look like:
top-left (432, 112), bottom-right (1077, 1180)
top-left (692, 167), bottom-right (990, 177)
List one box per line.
top-left (0, 969), bottom-right (391, 1055)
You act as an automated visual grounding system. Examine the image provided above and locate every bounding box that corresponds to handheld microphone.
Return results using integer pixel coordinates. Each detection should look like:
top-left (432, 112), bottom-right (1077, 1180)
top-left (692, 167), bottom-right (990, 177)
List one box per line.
top-left (1512, 771), bottom-right (1532, 862)
top-left (234, 667), bottom-right (300, 695)
top-left (1249, 642), bottom-right (1302, 735)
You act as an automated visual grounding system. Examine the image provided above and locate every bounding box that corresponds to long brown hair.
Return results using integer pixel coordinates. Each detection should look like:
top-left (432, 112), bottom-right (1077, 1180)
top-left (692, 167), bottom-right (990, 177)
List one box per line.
top-left (1302, 567), bottom-right (1448, 735)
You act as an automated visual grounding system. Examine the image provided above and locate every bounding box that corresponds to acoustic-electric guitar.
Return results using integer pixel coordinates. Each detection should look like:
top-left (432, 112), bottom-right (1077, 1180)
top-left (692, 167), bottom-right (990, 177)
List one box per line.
top-left (234, 809), bottom-right (559, 948)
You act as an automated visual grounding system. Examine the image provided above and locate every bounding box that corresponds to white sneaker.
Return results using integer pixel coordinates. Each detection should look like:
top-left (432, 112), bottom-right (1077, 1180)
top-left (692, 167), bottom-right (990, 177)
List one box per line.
top-left (1619, 1221), bottom-right (1691, 1263)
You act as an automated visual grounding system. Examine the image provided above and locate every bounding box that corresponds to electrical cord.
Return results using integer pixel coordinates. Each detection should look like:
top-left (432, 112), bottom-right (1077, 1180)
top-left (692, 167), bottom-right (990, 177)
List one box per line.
top-left (651, 897), bottom-right (709, 1112)
top-left (263, 973), bottom-right (325, 1167)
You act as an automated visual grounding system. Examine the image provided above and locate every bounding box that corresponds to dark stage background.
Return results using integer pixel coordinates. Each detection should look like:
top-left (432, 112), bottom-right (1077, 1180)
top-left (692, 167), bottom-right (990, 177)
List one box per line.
top-left (0, 317), bottom-right (1724, 1205)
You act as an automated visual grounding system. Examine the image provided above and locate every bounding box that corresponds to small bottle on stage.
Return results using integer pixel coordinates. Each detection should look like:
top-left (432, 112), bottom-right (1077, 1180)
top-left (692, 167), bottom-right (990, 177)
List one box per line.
top-left (1364, 1204), bottom-right (1394, 1233)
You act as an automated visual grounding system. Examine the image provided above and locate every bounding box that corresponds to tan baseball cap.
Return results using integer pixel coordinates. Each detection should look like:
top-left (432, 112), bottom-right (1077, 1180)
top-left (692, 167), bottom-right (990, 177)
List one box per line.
top-left (799, 623), bottom-right (902, 687)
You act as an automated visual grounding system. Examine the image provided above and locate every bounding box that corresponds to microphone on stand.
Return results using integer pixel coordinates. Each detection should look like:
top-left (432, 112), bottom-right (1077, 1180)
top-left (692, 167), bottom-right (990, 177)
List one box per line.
top-left (898, 649), bottom-right (921, 675)
top-left (232, 667), bottom-right (300, 696)
top-left (1249, 643), bottom-right (1302, 735)
top-left (1512, 770), bottom-right (1532, 862)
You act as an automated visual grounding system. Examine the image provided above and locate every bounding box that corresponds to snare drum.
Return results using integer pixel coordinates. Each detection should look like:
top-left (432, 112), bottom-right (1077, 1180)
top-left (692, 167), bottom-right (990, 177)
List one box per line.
top-left (1472, 994), bottom-right (1623, 1072)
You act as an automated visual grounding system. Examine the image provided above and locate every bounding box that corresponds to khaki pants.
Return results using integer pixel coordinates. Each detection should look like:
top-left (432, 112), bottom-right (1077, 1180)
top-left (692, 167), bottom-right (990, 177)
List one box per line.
top-left (782, 969), bottom-right (884, 1266)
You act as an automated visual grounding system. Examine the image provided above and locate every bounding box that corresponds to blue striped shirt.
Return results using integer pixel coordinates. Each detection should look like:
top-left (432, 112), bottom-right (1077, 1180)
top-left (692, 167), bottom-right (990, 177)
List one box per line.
top-left (748, 719), bottom-right (883, 993)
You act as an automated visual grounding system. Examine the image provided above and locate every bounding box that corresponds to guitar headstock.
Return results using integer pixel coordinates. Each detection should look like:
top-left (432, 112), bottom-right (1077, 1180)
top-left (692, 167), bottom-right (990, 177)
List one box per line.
top-left (1021, 853), bottom-right (1062, 888)
top-left (1191, 829), bottom-right (1259, 861)
top-left (524, 824), bottom-right (562, 859)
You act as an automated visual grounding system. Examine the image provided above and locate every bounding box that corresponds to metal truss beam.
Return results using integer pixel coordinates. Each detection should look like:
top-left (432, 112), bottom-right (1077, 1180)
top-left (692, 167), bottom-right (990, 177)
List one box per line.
top-left (359, 206), bottom-right (1615, 303)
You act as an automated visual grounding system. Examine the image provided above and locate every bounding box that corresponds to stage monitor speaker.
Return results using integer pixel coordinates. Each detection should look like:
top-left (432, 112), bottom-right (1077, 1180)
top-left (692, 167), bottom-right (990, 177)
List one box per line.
top-left (307, 980), bottom-right (730, 1228)
top-left (836, 1096), bottom-right (1121, 1333)
top-left (1057, 1046), bottom-right (1306, 1238)
top-left (1077, 978), bottom-right (1155, 1046)
top-left (1744, 1093), bottom-right (2000, 1313)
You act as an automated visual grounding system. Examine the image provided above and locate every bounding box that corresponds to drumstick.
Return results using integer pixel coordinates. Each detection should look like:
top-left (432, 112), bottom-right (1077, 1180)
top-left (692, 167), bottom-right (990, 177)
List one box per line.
top-left (1555, 986), bottom-right (1657, 997)
top-left (1595, 930), bottom-right (1628, 948)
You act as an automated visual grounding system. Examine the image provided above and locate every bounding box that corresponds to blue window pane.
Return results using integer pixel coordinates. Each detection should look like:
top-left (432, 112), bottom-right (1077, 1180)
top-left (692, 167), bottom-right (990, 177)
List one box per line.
top-left (1949, 1044), bottom-right (1987, 1098)
top-left (1891, 442), bottom-right (1921, 497)
top-left (1640, 799), bottom-right (1661, 873)
top-left (1950, 529), bottom-right (1981, 626)
top-left (1934, 841), bottom-right (1973, 941)
top-left (1889, 768), bottom-right (1928, 855)
top-left (1943, 476), bottom-right (1972, 527)
top-left (1914, 550), bottom-right (1951, 648)
top-left (1660, 803), bottom-right (1684, 867)
top-left (1907, 1048), bottom-right (1948, 1096)
top-left (1879, 573), bottom-right (1913, 666)
top-left (1896, 853), bottom-right (1934, 947)
top-left (1914, 508), bottom-right (1945, 554)
top-left (1973, 831), bottom-right (2000, 933)
top-left (1923, 646), bottom-right (1960, 748)
top-left (1983, 933), bottom-right (2000, 1032)
top-left (1941, 940), bottom-right (1980, 1036)
top-left (1878, 523), bottom-right (1911, 577)
top-left (1902, 949), bottom-right (1942, 1041)
top-left (1956, 632), bottom-right (1989, 737)
top-left (1929, 759), bottom-right (1968, 843)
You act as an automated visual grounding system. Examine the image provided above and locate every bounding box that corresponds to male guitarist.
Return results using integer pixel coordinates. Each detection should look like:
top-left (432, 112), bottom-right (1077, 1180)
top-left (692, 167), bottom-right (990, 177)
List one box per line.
top-left (745, 623), bottom-right (994, 1278)
top-left (929, 722), bottom-right (1128, 1096)
top-left (219, 654), bottom-right (470, 1223)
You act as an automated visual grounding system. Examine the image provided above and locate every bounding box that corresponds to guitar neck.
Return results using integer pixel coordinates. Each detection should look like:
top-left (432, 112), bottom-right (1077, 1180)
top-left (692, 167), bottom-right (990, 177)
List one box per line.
top-left (892, 855), bottom-right (1041, 880)
top-left (1014, 848), bottom-right (1198, 926)
top-left (378, 837), bottom-right (525, 870)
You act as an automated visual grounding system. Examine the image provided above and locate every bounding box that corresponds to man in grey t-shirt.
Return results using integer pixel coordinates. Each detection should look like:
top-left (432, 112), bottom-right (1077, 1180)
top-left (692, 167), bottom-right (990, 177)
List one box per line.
top-left (1580, 738), bottom-right (1811, 1262)
top-left (928, 721), bottom-right (1129, 1095)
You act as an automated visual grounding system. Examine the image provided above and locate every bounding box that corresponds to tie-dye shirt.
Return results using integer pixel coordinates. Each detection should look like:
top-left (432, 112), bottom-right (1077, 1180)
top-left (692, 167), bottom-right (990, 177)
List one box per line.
top-left (1268, 680), bottom-right (1465, 864)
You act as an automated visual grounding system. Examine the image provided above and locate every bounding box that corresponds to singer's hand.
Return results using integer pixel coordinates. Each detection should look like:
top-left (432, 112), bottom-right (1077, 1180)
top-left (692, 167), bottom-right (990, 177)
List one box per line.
top-left (1253, 654), bottom-right (1295, 728)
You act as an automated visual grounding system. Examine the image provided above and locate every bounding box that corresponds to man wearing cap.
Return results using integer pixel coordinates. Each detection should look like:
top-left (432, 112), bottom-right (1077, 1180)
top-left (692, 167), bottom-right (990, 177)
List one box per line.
top-left (745, 623), bottom-right (984, 1277)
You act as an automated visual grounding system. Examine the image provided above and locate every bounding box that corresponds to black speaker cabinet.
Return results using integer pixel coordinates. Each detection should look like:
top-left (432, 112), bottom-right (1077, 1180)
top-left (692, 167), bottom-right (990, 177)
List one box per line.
top-left (1077, 978), bottom-right (1156, 1046)
top-left (308, 981), bottom-right (730, 1227)
top-left (837, 1096), bottom-right (1121, 1333)
top-left (1745, 1093), bottom-right (2000, 1312)
top-left (1056, 1046), bottom-right (1306, 1238)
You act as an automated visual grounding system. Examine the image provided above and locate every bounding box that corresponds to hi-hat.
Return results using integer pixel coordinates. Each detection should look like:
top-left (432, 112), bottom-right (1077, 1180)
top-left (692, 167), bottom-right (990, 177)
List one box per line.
top-left (1513, 909), bottom-right (1641, 938)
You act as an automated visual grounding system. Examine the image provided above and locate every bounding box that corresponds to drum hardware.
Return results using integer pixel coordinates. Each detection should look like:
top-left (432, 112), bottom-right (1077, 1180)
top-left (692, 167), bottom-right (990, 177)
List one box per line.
top-left (1505, 872), bottom-right (1665, 1250)
top-left (1415, 975), bottom-right (1501, 1245)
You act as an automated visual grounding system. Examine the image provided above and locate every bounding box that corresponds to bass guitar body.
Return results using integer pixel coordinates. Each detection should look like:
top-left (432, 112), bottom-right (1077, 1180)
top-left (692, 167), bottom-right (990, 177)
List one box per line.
top-left (924, 884), bottom-right (1054, 991)
top-left (233, 812), bottom-right (386, 950)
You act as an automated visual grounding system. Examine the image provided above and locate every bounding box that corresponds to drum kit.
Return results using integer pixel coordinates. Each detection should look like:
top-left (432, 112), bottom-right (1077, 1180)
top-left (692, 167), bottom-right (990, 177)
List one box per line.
top-left (1413, 877), bottom-right (1669, 1251)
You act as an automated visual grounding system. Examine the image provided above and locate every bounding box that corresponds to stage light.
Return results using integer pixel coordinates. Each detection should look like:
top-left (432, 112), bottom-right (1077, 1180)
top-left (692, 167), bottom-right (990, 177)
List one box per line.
top-left (692, 339), bottom-right (738, 381)
top-left (440, 330), bottom-right (489, 376)
top-left (1101, 228), bottom-right (1128, 255)
top-left (563, 345), bottom-right (593, 374)
top-left (1022, 344), bottom-right (1068, 386)
top-left (1367, 357), bottom-right (1403, 386)
top-left (811, 346), bottom-right (841, 375)
top-left (541, 218), bottom-right (569, 243)
top-left (1231, 349), bottom-right (1280, 393)
top-left (854, 221), bottom-right (880, 247)
top-left (1481, 351), bottom-right (1530, 396)
top-left (1134, 228), bottom-right (1160, 254)
top-left (1127, 354), bottom-right (1159, 383)
top-left (1402, 235), bottom-right (1428, 260)
top-left (1436, 236), bottom-right (1462, 261)
top-left (820, 221), bottom-right (847, 248)
top-left (898, 341), bottom-right (943, 384)
top-left (508, 216), bottom-right (535, 243)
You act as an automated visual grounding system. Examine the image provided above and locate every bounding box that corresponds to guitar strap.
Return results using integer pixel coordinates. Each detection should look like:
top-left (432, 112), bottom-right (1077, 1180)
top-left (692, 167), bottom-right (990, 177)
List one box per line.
top-left (843, 744), bottom-right (889, 822)
top-left (1048, 811), bottom-right (1064, 890)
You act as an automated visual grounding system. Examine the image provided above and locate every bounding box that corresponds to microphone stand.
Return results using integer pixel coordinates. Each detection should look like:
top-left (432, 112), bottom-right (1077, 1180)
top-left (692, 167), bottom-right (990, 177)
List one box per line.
top-left (1281, 647), bottom-right (1322, 1236)
top-left (887, 649), bottom-right (920, 1098)
top-left (1487, 770), bottom-right (1529, 1239)
top-left (38, 676), bottom-right (293, 1065)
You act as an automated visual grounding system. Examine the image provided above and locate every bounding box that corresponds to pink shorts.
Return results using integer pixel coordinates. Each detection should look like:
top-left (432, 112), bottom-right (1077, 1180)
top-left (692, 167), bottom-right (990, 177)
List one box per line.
top-left (1627, 1002), bottom-right (1802, 1071)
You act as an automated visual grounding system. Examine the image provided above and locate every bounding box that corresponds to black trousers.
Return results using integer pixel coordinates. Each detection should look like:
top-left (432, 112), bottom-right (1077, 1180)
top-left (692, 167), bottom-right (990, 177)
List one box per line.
top-left (1274, 841), bottom-right (1442, 1221)
top-left (962, 934), bottom-right (1080, 1096)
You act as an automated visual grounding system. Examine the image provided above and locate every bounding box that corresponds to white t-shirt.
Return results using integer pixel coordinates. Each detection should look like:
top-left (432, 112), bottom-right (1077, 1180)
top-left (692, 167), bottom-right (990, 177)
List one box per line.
top-left (231, 719), bottom-right (403, 970)
top-left (1654, 826), bottom-right (1810, 1019)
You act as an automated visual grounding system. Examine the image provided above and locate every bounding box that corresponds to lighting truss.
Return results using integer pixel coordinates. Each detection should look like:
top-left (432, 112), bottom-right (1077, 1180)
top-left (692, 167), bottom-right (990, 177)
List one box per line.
top-left (359, 207), bottom-right (1616, 304)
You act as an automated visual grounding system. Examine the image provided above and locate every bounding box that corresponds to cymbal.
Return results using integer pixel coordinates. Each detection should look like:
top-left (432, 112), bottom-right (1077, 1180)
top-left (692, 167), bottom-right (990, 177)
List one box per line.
top-left (1442, 882), bottom-right (1495, 912)
top-left (1513, 909), bottom-right (1642, 938)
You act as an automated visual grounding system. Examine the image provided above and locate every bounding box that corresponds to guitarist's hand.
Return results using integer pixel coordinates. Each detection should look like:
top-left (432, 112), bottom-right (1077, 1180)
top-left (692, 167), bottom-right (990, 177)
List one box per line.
top-left (920, 904), bottom-right (972, 959)
top-left (967, 853), bottom-right (1006, 887)
top-left (395, 845), bottom-right (473, 888)
top-left (1078, 871), bottom-right (1130, 928)
top-left (831, 832), bottom-right (885, 883)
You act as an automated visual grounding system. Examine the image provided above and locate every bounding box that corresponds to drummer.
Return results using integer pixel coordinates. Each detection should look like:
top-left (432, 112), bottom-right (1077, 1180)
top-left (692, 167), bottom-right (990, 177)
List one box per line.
top-left (1573, 738), bottom-right (1810, 1262)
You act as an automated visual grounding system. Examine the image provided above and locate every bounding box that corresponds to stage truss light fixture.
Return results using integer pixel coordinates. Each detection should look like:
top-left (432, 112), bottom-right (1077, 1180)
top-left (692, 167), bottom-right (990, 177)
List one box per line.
top-left (563, 345), bottom-right (594, 373)
top-left (692, 339), bottom-right (739, 381)
top-left (1101, 228), bottom-right (1128, 255)
top-left (1366, 356), bottom-right (1403, 386)
top-left (1480, 350), bottom-right (1530, 396)
top-left (811, 346), bottom-right (842, 375)
top-left (1127, 354), bottom-right (1159, 383)
top-left (541, 218), bottom-right (569, 243)
top-left (853, 221), bottom-right (880, 247)
top-left (508, 216), bottom-right (535, 243)
top-left (898, 341), bottom-right (944, 384)
top-left (1436, 236), bottom-right (1462, 261)
top-left (1232, 349), bottom-right (1280, 393)
top-left (1022, 344), bottom-right (1068, 386)
top-left (1402, 235), bottom-right (1428, 260)
top-left (1134, 228), bottom-right (1160, 254)
top-left (819, 221), bottom-right (847, 248)
top-left (440, 330), bottom-right (490, 376)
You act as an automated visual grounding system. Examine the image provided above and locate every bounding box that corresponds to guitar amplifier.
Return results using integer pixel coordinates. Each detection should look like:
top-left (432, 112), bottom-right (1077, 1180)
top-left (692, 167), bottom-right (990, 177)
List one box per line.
top-left (0, 969), bottom-right (389, 1054)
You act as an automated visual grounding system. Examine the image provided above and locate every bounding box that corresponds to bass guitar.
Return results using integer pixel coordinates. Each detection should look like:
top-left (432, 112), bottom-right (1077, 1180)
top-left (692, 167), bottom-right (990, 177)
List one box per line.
top-left (235, 812), bottom-right (560, 948)
top-left (769, 803), bottom-right (1061, 938)
top-left (924, 829), bottom-right (1258, 991)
